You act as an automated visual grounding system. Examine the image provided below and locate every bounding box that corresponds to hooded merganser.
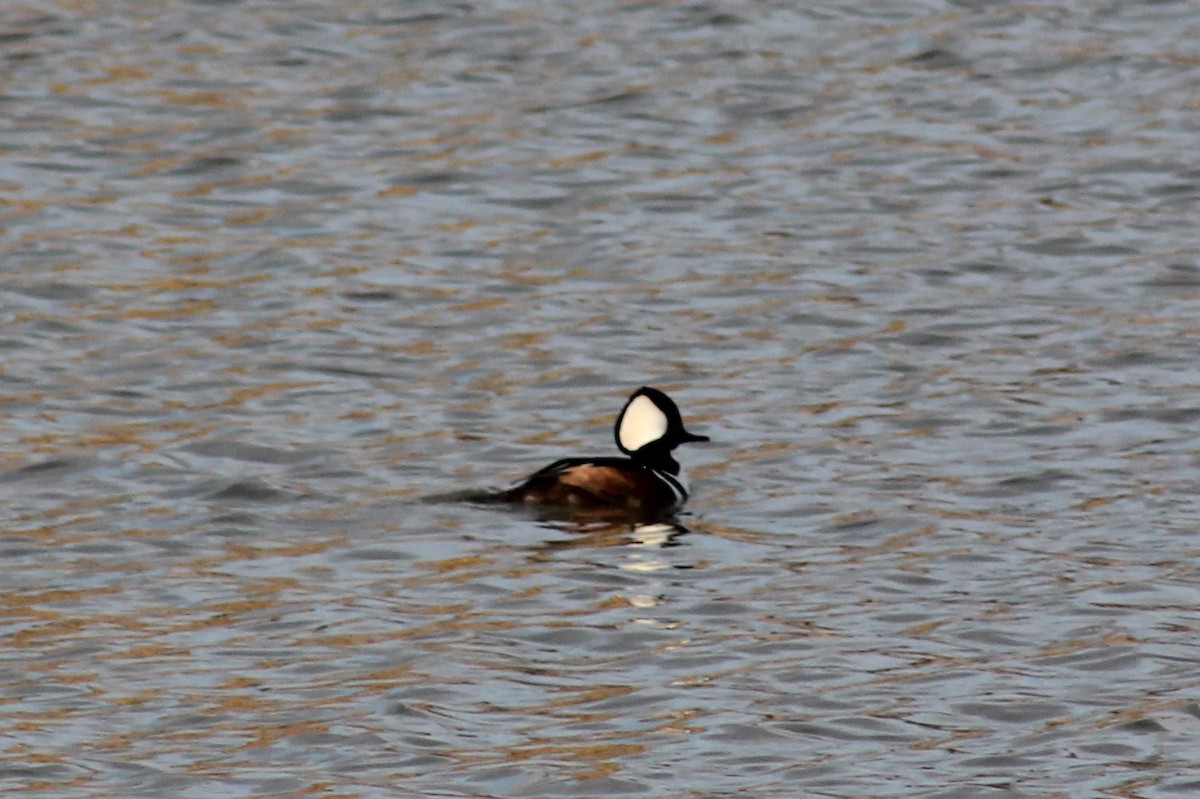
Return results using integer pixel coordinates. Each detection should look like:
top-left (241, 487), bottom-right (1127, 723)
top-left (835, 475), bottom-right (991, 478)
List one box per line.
top-left (495, 387), bottom-right (709, 514)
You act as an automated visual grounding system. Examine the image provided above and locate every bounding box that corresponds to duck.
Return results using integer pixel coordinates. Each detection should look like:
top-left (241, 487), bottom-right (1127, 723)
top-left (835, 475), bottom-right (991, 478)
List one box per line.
top-left (494, 386), bottom-right (708, 515)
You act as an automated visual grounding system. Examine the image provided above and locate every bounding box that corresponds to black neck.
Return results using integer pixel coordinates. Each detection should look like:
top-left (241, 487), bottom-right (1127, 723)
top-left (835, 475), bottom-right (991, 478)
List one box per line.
top-left (631, 442), bottom-right (680, 474)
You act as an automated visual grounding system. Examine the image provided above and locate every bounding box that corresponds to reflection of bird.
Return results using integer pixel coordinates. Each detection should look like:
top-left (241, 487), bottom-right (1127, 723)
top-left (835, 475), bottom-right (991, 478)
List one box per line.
top-left (529, 521), bottom-right (692, 556)
top-left (495, 387), bottom-right (708, 516)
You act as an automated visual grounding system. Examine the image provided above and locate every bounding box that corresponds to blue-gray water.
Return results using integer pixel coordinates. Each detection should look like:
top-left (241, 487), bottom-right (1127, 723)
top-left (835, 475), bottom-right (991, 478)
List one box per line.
top-left (3, 1), bottom-right (1199, 797)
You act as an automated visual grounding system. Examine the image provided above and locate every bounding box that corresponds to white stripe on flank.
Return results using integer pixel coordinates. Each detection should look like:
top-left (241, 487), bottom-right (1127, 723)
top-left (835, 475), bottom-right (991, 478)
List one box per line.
top-left (653, 469), bottom-right (688, 505)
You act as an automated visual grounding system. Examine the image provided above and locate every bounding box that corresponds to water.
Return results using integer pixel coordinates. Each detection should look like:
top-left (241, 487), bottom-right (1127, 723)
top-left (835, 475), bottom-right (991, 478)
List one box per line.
top-left (3, 1), bottom-right (1200, 796)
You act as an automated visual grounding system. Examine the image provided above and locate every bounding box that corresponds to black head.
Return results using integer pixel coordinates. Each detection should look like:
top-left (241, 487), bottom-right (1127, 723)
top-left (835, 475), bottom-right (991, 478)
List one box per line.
top-left (614, 387), bottom-right (708, 459)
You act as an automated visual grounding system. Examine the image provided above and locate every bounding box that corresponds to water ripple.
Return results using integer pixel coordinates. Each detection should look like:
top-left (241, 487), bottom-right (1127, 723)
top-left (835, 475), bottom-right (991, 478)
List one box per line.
top-left (3, 0), bottom-right (1200, 797)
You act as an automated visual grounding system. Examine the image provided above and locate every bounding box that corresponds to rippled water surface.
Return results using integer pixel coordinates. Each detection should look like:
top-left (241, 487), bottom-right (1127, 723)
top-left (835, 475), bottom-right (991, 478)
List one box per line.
top-left (4, 1), bottom-right (1200, 796)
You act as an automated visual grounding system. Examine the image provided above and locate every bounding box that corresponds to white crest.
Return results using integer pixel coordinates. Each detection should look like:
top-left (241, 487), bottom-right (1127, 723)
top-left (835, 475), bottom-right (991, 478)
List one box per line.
top-left (618, 394), bottom-right (668, 453)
